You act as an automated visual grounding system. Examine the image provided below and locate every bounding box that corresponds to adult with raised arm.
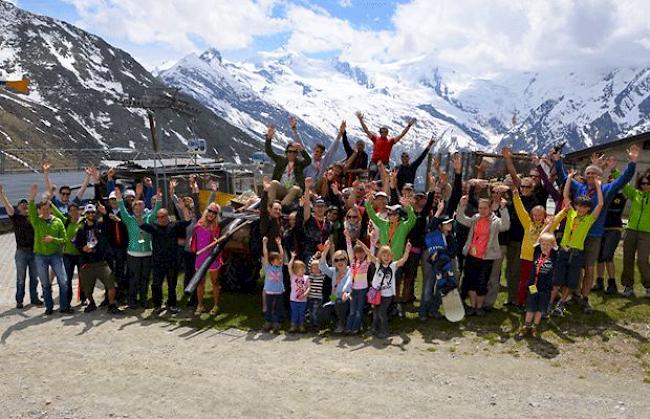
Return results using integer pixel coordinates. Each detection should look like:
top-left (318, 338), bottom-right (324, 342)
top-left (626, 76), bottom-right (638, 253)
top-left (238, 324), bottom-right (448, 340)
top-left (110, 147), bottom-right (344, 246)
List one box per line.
top-left (297, 117), bottom-right (343, 181)
top-left (116, 186), bottom-right (162, 309)
top-left (552, 144), bottom-right (639, 312)
top-left (28, 183), bottom-right (72, 315)
top-left (265, 124), bottom-right (311, 208)
top-left (356, 111), bottom-right (416, 177)
top-left (73, 203), bottom-right (122, 315)
top-left (0, 184), bottom-right (42, 308)
top-left (342, 120), bottom-right (369, 185)
top-left (51, 201), bottom-right (83, 306)
top-left (619, 171), bottom-right (650, 298)
top-left (396, 136), bottom-right (435, 191)
top-left (43, 162), bottom-right (91, 216)
top-left (300, 178), bottom-right (332, 264)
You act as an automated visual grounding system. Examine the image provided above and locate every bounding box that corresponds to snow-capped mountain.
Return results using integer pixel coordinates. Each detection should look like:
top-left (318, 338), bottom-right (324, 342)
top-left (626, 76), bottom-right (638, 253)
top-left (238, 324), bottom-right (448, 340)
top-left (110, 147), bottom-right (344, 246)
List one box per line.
top-left (0, 0), bottom-right (259, 165)
top-left (160, 46), bottom-right (650, 158)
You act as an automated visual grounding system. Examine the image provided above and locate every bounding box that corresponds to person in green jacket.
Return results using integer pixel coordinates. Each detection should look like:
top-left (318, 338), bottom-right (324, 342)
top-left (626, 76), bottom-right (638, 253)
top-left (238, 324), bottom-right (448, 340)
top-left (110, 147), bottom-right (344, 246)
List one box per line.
top-left (264, 123), bottom-right (312, 207)
top-left (52, 203), bottom-right (84, 307)
top-left (620, 173), bottom-right (650, 297)
top-left (28, 183), bottom-right (72, 315)
top-left (115, 186), bottom-right (162, 309)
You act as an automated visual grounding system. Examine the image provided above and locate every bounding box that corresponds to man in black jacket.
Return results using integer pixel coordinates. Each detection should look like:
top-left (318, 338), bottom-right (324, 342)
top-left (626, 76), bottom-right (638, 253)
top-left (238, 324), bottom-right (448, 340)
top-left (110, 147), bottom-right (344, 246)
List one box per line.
top-left (103, 190), bottom-right (130, 301)
top-left (74, 204), bottom-right (121, 314)
top-left (140, 207), bottom-right (191, 313)
top-left (396, 137), bottom-right (434, 191)
top-left (0, 184), bottom-right (42, 308)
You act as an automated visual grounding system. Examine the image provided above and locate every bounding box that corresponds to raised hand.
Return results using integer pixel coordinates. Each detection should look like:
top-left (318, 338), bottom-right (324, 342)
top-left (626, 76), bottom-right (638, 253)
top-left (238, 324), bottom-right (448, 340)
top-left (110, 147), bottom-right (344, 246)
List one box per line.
top-left (97, 202), bottom-right (107, 215)
top-left (432, 156), bottom-right (441, 172)
top-left (355, 111), bottom-right (364, 121)
top-left (135, 182), bottom-right (144, 198)
top-left (143, 177), bottom-right (153, 188)
top-left (208, 180), bottom-right (218, 192)
top-left (30, 183), bottom-right (38, 199)
top-left (407, 117), bottom-right (417, 126)
top-left (266, 125), bottom-right (276, 139)
top-left (439, 171), bottom-right (449, 187)
top-left (549, 149), bottom-right (561, 162)
top-left (339, 120), bottom-right (346, 133)
top-left (290, 251), bottom-right (297, 259)
top-left (42, 161), bottom-right (50, 173)
top-left (169, 178), bottom-right (178, 193)
top-left (452, 152), bottom-right (462, 174)
top-left (399, 195), bottom-right (414, 208)
top-left (567, 168), bottom-right (576, 179)
top-left (501, 147), bottom-right (513, 160)
top-left (530, 153), bottom-right (540, 166)
top-left (289, 116), bottom-right (298, 130)
top-left (304, 177), bottom-right (314, 191)
top-left (275, 236), bottom-right (282, 247)
top-left (262, 236), bottom-right (268, 245)
top-left (499, 198), bottom-right (508, 208)
top-left (0, 184), bottom-right (3, 195)
top-left (628, 144), bottom-right (640, 162)
top-left (107, 167), bottom-right (116, 180)
top-left (428, 135), bottom-right (436, 147)
top-left (262, 176), bottom-right (271, 192)
top-left (606, 156), bottom-right (618, 172)
top-left (459, 195), bottom-right (469, 207)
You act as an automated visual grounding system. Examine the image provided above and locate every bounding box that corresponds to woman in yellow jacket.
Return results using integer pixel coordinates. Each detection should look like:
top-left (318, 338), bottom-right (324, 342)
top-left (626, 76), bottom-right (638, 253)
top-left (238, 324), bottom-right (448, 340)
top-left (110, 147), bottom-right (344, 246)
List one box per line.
top-left (512, 187), bottom-right (568, 306)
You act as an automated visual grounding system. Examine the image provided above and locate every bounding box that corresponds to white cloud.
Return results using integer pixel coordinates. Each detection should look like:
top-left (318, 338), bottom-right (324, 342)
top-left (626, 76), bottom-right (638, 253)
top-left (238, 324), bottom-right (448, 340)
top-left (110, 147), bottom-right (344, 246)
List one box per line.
top-left (64, 0), bottom-right (287, 53)
top-left (63, 0), bottom-right (650, 74)
top-left (338, 0), bottom-right (352, 8)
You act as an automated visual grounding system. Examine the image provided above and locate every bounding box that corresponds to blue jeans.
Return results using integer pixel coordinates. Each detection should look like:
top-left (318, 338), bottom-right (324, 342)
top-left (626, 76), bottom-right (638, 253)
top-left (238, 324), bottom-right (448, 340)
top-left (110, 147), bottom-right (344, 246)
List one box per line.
top-left (419, 269), bottom-right (442, 318)
top-left (35, 254), bottom-right (70, 311)
top-left (290, 301), bottom-right (307, 326)
top-left (63, 254), bottom-right (80, 305)
top-left (346, 288), bottom-right (367, 332)
top-left (15, 248), bottom-right (39, 304)
top-left (307, 298), bottom-right (321, 327)
top-left (264, 293), bottom-right (283, 323)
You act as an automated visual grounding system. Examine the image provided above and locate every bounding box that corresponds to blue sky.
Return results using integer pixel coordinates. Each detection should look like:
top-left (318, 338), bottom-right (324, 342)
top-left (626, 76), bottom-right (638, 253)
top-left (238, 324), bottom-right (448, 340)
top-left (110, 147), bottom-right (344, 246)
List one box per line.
top-left (11, 0), bottom-right (650, 73)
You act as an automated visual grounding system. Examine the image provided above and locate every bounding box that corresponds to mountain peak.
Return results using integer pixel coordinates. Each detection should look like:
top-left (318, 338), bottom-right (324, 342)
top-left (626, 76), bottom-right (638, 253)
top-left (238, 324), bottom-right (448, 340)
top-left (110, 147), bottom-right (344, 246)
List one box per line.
top-left (199, 48), bottom-right (223, 65)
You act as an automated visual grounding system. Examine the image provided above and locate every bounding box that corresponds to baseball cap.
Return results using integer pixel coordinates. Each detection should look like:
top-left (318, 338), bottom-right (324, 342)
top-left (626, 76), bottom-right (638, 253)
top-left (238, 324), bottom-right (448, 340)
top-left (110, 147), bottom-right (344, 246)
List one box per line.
top-left (373, 191), bottom-right (388, 199)
top-left (108, 191), bottom-right (117, 199)
top-left (83, 203), bottom-right (97, 214)
top-left (16, 199), bottom-right (28, 206)
top-left (124, 189), bottom-right (136, 198)
top-left (386, 204), bottom-right (402, 212)
top-left (438, 215), bottom-right (454, 225)
top-left (402, 183), bottom-right (414, 190)
top-left (314, 198), bottom-right (327, 206)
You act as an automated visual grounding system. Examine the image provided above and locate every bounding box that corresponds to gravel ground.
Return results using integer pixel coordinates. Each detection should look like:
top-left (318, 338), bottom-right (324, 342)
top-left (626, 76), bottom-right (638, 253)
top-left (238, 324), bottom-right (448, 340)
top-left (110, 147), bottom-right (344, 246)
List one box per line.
top-left (0, 305), bottom-right (648, 419)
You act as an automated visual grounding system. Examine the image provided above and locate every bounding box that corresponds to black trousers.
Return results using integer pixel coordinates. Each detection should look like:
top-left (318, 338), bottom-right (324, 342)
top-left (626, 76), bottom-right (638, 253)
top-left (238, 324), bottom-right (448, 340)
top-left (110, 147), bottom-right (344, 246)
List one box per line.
top-left (152, 261), bottom-right (178, 308)
top-left (127, 255), bottom-right (152, 306)
top-left (182, 250), bottom-right (197, 306)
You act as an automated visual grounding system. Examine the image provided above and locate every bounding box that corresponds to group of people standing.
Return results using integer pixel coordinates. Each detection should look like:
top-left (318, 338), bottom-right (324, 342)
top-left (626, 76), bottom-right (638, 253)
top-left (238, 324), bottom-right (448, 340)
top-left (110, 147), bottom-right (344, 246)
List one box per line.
top-left (2, 113), bottom-right (648, 340)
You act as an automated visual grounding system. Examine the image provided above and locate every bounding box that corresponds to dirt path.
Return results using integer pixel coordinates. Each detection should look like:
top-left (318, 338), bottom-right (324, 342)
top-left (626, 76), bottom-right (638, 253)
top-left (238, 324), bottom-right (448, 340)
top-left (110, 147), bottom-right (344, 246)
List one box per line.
top-left (0, 306), bottom-right (648, 419)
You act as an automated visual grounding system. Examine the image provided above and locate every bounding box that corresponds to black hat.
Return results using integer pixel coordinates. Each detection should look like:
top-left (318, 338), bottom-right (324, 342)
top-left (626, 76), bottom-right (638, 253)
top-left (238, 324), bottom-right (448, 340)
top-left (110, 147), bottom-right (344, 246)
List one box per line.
top-left (438, 215), bottom-right (453, 225)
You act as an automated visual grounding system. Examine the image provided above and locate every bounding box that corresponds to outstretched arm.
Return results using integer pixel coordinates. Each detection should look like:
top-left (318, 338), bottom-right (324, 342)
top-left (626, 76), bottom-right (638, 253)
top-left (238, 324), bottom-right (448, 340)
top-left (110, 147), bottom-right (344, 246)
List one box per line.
top-left (264, 126), bottom-right (282, 163)
top-left (356, 239), bottom-right (377, 264)
top-left (393, 118), bottom-right (416, 144)
top-left (411, 137), bottom-right (434, 170)
top-left (591, 178), bottom-right (605, 219)
top-left (0, 184), bottom-right (14, 216)
top-left (75, 167), bottom-right (93, 202)
top-left (262, 236), bottom-right (270, 265)
top-left (395, 241), bottom-right (413, 268)
top-left (355, 111), bottom-right (375, 140)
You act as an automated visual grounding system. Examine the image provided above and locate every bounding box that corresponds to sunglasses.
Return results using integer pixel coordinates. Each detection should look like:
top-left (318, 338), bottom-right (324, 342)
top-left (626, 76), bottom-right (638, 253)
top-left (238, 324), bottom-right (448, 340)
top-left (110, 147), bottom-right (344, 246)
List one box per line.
top-left (208, 209), bottom-right (219, 215)
top-left (347, 215), bottom-right (359, 219)
top-left (520, 185), bottom-right (533, 189)
top-left (286, 150), bottom-right (298, 154)
top-left (61, 192), bottom-right (71, 196)
top-left (334, 258), bottom-right (347, 263)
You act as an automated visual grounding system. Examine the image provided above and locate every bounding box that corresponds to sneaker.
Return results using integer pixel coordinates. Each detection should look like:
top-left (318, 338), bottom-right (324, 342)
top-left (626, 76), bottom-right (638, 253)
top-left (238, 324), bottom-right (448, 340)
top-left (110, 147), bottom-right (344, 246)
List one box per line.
top-left (475, 308), bottom-right (486, 317)
top-left (605, 279), bottom-right (618, 295)
top-left (99, 299), bottom-right (109, 308)
top-left (194, 305), bottom-right (206, 316)
top-left (515, 325), bottom-right (530, 340)
top-left (209, 305), bottom-right (219, 316)
top-left (582, 298), bottom-right (593, 314)
top-left (60, 307), bottom-right (75, 315)
top-left (551, 302), bottom-right (565, 317)
top-left (262, 322), bottom-right (272, 332)
top-left (333, 325), bottom-right (345, 334)
top-left (396, 303), bottom-right (405, 318)
top-left (592, 277), bottom-right (604, 291)
top-left (32, 299), bottom-right (44, 306)
top-left (167, 306), bottom-right (181, 314)
top-left (419, 315), bottom-right (428, 323)
top-left (15, 302), bottom-right (24, 309)
top-left (44, 308), bottom-right (53, 316)
top-left (272, 322), bottom-right (281, 333)
top-left (621, 286), bottom-right (635, 298)
top-left (108, 305), bottom-right (123, 315)
top-left (84, 303), bottom-right (97, 313)
top-left (288, 324), bottom-right (298, 333)
top-left (530, 326), bottom-right (538, 338)
top-left (153, 306), bottom-right (164, 315)
top-left (466, 307), bottom-right (476, 316)
top-left (298, 325), bottom-right (306, 333)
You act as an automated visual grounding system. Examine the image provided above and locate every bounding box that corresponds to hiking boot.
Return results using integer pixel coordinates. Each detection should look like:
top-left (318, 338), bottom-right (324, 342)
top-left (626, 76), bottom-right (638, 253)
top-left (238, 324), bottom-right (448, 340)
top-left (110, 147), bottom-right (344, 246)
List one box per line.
top-left (288, 324), bottom-right (298, 333)
top-left (515, 325), bottom-right (530, 340)
top-left (153, 306), bottom-right (164, 315)
top-left (333, 325), bottom-right (345, 334)
top-left (44, 308), bottom-right (53, 316)
top-left (592, 277), bottom-right (604, 291)
top-left (530, 326), bottom-right (538, 338)
top-left (604, 279), bottom-right (618, 295)
top-left (108, 304), bottom-right (123, 315)
top-left (272, 322), bottom-right (281, 333)
top-left (32, 299), bottom-right (44, 306)
top-left (582, 298), bottom-right (593, 314)
top-left (262, 322), bottom-right (272, 332)
top-left (60, 308), bottom-right (75, 315)
top-left (16, 302), bottom-right (24, 309)
top-left (84, 302), bottom-right (97, 313)
top-left (209, 305), bottom-right (219, 316)
top-left (621, 286), bottom-right (635, 298)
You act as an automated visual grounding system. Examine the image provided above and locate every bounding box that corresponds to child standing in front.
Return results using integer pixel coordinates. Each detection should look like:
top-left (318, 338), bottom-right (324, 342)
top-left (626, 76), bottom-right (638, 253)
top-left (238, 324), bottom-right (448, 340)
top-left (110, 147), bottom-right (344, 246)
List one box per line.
top-left (306, 257), bottom-right (325, 330)
top-left (551, 170), bottom-right (604, 316)
top-left (345, 228), bottom-right (370, 334)
top-left (360, 241), bottom-right (412, 339)
top-left (517, 233), bottom-right (559, 338)
top-left (262, 236), bottom-right (285, 333)
top-left (288, 252), bottom-right (310, 333)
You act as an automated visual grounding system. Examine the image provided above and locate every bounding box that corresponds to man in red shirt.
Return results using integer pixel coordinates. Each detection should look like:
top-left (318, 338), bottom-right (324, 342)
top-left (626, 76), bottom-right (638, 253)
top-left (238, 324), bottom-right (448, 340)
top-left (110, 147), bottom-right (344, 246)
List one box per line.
top-left (355, 111), bottom-right (416, 179)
